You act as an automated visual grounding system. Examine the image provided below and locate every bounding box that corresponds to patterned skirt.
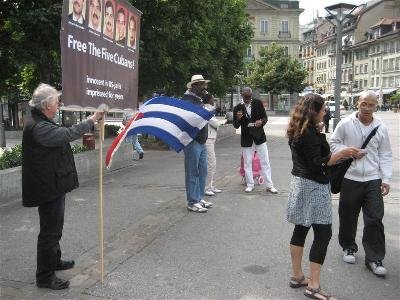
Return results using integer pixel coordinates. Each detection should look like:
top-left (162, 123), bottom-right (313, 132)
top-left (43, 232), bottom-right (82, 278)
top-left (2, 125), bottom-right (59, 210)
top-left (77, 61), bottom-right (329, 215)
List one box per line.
top-left (286, 175), bottom-right (332, 227)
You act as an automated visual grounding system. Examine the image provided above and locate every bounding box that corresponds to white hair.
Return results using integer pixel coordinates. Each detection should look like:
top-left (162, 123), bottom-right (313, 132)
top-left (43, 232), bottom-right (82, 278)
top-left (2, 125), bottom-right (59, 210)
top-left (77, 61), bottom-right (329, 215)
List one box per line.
top-left (359, 91), bottom-right (378, 102)
top-left (241, 87), bottom-right (252, 94)
top-left (29, 83), bottom-right (61, 110)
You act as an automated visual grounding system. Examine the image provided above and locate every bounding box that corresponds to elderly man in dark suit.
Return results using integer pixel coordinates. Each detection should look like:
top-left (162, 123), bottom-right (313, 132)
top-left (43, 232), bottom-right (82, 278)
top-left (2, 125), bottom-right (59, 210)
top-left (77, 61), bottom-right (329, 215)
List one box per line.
top-left (233, 87), bottom-right (278, 194)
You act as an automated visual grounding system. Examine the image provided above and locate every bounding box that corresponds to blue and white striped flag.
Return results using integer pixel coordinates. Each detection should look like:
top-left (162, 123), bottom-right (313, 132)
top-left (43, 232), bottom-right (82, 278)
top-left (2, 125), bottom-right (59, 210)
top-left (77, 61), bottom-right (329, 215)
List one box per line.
top-left (106, 96), bottom-right (213, 168)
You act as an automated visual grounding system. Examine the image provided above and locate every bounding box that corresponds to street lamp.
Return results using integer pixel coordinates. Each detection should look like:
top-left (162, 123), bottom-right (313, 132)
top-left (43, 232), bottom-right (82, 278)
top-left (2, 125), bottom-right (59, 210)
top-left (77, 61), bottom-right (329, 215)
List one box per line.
top-left (325, 3), bottom-right (357, 129)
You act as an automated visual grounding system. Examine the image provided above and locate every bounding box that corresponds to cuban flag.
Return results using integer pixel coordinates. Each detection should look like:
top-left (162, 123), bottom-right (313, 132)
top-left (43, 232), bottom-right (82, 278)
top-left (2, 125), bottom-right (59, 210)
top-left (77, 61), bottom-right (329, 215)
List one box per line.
top-left (105, 96), bottom-right (213, 168)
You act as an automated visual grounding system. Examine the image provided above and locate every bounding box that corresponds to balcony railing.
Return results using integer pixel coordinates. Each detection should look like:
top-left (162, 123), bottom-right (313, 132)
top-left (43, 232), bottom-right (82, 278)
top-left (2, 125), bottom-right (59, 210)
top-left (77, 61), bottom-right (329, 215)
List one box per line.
top-left (278, 31), bottom-right (291, 38)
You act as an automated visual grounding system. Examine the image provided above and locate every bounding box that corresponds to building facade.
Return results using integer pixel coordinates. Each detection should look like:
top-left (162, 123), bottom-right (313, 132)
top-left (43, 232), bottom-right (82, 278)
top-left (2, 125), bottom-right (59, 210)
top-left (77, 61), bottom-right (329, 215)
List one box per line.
top-left (300, 0), bottom-right (400, 103)
top-left (246, 0), bottom-right (303, 60)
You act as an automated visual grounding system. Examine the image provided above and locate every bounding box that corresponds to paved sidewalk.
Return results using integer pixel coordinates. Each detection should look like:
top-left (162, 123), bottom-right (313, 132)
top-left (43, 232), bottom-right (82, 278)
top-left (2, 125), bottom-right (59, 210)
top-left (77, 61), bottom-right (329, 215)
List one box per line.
top-left (1, 114), bottom-right (399, 299)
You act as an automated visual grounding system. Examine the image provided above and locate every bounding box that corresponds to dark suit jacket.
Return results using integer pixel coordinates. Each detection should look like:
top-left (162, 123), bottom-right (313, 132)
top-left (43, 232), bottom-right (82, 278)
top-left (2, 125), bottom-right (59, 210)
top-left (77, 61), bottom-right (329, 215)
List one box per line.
top-left (68, 13), bottom-right (85, 25)
top-left (233, 99), bottom-right (268, 147)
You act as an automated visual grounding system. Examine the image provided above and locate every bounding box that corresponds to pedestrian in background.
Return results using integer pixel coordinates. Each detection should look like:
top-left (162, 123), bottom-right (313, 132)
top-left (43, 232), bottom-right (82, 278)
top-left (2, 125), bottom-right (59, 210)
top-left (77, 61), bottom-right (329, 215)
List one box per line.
top-left (330, 91), bottom-right (392, 277)
top-left (286, 93), bottom-right (360, 300)
top-left (122, 111), bottom-right (144, 160)
top-left (203, 93), bottom-right (222, 196)
top-left (323, 105), bottom-right (331, 133)
top-left (22, 83), bottom-right (104, 290)
top-left (182, 74), bottom-right (213, 212)
top-left (233, 87), bottom-right (278, 194)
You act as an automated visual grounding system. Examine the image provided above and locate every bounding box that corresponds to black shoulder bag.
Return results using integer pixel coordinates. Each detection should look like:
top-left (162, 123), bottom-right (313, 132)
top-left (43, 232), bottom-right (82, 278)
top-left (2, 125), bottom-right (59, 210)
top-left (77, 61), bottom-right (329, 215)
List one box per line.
top-left (330, 125), bottom-right (380, 194)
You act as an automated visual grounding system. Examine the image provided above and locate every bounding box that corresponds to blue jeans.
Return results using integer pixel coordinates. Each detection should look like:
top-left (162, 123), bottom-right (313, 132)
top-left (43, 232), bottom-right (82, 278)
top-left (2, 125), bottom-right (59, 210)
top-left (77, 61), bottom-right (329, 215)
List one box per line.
top-left (183, 140), bottom-right (207, 205)
top-left (128, 134), bottom-right (143, 154)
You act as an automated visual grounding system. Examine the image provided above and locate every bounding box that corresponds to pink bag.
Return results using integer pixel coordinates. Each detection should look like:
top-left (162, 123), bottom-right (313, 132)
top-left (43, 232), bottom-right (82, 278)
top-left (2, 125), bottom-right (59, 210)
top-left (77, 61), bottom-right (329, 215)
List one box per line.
top-left (239, 151), bottom-right (264, 185)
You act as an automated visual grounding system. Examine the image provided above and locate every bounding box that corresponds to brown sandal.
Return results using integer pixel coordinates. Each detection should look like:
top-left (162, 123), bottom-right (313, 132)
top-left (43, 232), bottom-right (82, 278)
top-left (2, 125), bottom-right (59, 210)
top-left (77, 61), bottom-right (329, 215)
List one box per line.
top-left (304, 287), bottom-right (336, 300)
top-left (289, 275), bottom-right (309, 288)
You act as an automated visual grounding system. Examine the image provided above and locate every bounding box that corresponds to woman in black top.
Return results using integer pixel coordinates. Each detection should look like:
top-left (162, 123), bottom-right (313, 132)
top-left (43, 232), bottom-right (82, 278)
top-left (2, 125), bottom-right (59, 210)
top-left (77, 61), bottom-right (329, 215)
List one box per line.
top-left (286, 94), bottom-right (360, 300)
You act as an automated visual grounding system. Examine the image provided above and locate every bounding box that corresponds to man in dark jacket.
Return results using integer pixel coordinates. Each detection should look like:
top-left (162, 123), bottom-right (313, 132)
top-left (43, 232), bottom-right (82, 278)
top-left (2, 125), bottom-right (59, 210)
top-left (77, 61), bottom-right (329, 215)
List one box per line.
top-left (233, 87), bottom-right (278, 194)
top-left (22, 83), bottom-right (103, 290)
top-left (323, 105), bottom-right (331, 133)
top-left (181, 75), bottom-right (213, 213)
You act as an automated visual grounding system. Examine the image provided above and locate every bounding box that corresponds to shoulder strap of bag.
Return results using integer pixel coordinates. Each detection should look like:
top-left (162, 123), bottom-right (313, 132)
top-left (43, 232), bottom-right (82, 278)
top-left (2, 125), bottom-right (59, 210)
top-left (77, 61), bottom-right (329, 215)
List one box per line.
top-left (361, 125), bottom-right (380, 149)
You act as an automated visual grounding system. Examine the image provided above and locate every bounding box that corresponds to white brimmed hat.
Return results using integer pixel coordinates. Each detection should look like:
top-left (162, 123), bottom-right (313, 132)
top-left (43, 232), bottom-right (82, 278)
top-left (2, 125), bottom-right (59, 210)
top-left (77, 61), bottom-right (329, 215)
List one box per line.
top-left (186, 74), bottom-right (210, 89)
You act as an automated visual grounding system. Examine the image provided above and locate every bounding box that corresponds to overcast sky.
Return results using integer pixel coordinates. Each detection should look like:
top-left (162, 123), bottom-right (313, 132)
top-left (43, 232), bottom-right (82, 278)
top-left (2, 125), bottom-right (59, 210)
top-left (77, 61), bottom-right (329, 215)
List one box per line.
top-left (299, 0), bottom-right (367, 25)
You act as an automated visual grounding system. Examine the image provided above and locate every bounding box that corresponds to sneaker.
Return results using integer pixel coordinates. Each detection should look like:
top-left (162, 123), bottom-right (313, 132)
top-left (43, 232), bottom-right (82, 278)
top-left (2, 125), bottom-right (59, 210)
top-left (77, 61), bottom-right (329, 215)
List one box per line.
top-left (200, 199), bottom-right (213, 208)
top-left (139, 152), bottom-right (144, 159)
top-left (343, 249), bottom-right (356, 264)
top-left (204, 190), bottom-right (215, 196)
top-left (366, 260), bottom-right (387, 277)
top-left (245, 186), bottom-right (254, 193)
top-left (266, 187), bottom-right (278, 194)
top-left (212, 188), bottom-right (222, 193)
top-left (187, 203), bottom-right (208, 213)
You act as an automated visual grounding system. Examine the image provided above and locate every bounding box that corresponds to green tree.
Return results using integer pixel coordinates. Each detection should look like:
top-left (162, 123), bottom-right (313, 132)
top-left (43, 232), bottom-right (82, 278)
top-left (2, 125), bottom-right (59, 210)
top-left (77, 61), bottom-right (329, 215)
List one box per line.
top-left (246, 43), bottom-right (307, 110)
top-left (0, 1), bottom-right (62, 100)
top-left (1, 0), bottom-right (251, 101)
top-left (130, 0), bottom-right (252, 97)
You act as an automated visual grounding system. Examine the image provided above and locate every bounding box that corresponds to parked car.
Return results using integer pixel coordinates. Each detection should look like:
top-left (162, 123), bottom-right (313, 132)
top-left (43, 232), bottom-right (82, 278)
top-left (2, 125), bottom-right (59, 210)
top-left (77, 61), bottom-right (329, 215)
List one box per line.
top-left (326, 101), bottom-right (345, 117)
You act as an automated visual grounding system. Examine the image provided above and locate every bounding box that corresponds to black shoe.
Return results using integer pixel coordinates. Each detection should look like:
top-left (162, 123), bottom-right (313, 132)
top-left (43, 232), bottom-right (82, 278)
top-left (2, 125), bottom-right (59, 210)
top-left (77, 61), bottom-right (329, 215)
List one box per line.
top-left (55, 260), bottom-right (75, 271)
top-left (37, 276), bottom-right (70, 290)
top-left (139, 152), bottom-right (144, 159)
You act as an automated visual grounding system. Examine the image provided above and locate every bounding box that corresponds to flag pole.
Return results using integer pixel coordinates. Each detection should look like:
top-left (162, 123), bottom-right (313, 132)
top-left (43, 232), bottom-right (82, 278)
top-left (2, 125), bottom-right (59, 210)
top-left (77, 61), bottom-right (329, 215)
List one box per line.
top-left (98, 117), bottom-right (105, 283)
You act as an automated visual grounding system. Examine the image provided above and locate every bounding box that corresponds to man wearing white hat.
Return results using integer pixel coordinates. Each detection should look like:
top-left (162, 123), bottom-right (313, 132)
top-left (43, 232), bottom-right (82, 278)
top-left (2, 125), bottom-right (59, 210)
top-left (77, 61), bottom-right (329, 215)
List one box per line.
top-left (181, 75), bottom-right (213, 212)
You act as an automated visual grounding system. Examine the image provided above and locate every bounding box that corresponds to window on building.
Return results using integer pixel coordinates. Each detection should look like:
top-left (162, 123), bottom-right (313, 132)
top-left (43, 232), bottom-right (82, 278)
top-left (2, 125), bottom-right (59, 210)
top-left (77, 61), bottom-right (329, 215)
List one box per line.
top-left (382, 77), bottom-right (387, 87)
top-left (246, 46), bottom-right (252, 58)
top-left (364, 79), bottom-right (368, 87)
top-left (280, 3), bottom-right (289, 8)
top-left (281, 20), bottom-right (289, 33)
top-left (388, 76), bottom-right (395, 87)
top-left (364, 64), bottom-right (368, 73)
top-left (376, 59), bottom-right (380, 71)
top-left (389, 58), bottom-right (395, 71)
top-left (359, 80), bottom-right (363, 88)
top-left (260, 20), bottom-right (268, 33)
top-left (383, 59), bottom-right (388, 72)
top-left (371, 60), bottom-right (375, 71)
top-left (376, 77), bottom-right (379, 87)
top-left (396, 57), bottom-right (400, 70)
top-left (283, 46), bottom-right (289, 56)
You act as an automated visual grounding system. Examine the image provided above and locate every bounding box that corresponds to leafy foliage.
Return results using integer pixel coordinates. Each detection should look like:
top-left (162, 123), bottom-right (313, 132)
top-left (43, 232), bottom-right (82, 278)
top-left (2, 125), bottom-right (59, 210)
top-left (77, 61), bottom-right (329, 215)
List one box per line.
top-left (0, 1), bottom-right (62, 101)
top-left (0, 144), bottom-right (22, 170)
top-left (129, 0), bottom-right (253, 97)
top-left (104, 124), bottom-right (121, 137)
top-left (71, 144), bottom-right (89, 154)
top-left (389, 92), bottom-right (400, 105)
top-left (247, 43), bottom-right (307, 95)
top-left (1, 0), bottom-right (252, 101)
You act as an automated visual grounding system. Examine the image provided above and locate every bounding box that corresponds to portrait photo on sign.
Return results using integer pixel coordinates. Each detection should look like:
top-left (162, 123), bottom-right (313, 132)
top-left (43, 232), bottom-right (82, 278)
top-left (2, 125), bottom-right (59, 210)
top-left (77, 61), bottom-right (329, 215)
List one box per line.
top-left (103, 0), bottom-right (115, 39)
top-left (69, 0), bottom-right (86, 25)
top-left (116, 5), bottom-right (127, 44)
top-left (88, 0), bottom-right (102, 32)
top-left (127, 13), bottom-right (137, 49)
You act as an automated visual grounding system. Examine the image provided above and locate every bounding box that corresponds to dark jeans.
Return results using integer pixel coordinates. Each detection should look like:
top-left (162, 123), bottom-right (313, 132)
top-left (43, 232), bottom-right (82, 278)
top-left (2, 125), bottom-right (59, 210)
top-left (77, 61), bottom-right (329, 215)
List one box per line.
top-left (290, 224), bottom-right (332, 265)
top-left (36, 195), bottom-right (65, 282)
top-left (339, 178), bottom-right (385, 262)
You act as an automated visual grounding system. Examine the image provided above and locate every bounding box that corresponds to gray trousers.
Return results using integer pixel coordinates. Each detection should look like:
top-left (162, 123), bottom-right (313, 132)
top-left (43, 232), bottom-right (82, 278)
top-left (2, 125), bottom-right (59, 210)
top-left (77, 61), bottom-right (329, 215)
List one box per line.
top-left (338, 178), bottom-right (385, 262)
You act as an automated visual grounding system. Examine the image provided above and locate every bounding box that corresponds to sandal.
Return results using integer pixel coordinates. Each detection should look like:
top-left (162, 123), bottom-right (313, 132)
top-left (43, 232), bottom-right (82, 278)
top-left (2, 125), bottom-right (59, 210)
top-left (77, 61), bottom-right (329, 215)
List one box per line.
top-left (304, 286), bottom-right (336, 300)
top-left (289, 275), bottom-right (309, 288)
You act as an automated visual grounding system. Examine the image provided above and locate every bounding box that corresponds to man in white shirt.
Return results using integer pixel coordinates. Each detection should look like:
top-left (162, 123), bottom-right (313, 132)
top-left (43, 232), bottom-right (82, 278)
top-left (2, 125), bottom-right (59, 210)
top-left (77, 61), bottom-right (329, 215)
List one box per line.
top-left (330, 91), bottom-right (392, 277)
top-left (69, 0), bottom-right (85, 25)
